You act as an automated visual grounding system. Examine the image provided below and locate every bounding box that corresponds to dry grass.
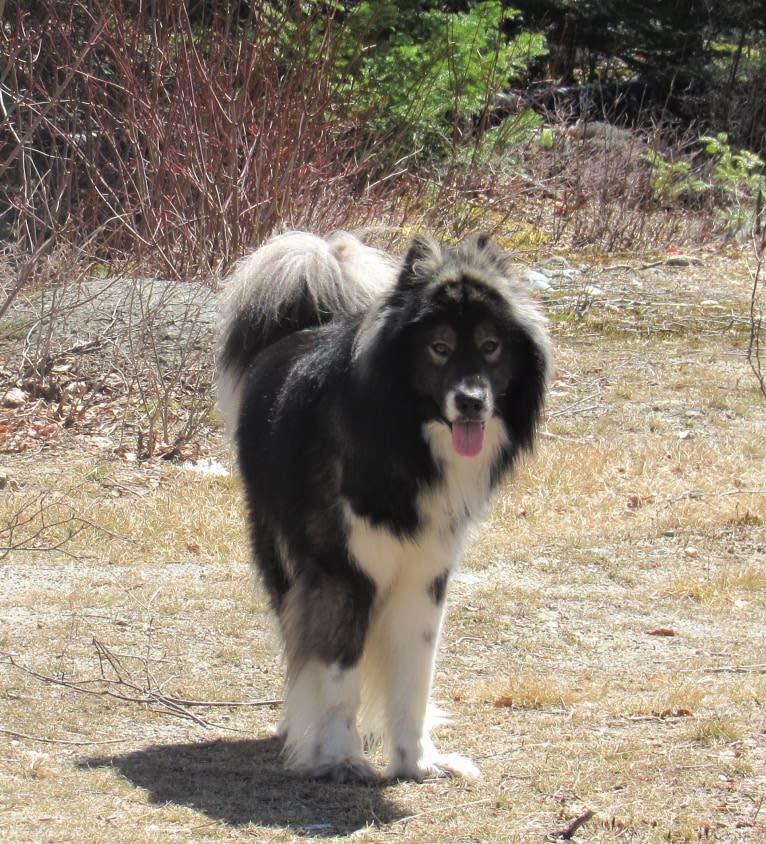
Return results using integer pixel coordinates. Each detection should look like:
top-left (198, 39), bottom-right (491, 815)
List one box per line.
top-left (1, 253), bottom-right (765, 843)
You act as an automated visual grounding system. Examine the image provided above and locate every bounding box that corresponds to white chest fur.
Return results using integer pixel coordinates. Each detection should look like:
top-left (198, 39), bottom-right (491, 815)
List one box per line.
top-left (343, 418), bottom-right (508, 593)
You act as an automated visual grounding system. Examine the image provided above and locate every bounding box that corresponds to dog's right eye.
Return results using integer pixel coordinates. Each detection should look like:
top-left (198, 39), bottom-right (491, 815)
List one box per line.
top-left (429, 341), bottom-right (452, 362)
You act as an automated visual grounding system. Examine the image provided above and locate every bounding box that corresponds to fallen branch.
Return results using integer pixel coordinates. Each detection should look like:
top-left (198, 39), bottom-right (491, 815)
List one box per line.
top-left (662, 488), bottom-right (766, 505)
top-left (0, 495), bottom-right (91, 560)
top-left (2, 648), bottom-right (283, 732)
top-left (747, 238), bottom-right (766, 400)
top-left (548, 809), bottom-right (596, 841)
top-left (548, 390), bottom-right (603, 418)
top-left (595, 256), bottom-right (702, 274)
top-left (90, 639), bottom-right (213, 727)
top-left (0, 493), bottom-right (133, 560)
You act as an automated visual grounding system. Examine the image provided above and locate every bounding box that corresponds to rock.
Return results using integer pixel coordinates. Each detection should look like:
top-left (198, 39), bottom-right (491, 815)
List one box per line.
top-left (520, 269), bottom-right (552, 292)
top-left (538, 257), bottom-right (581, 281)
top-left (541, 256), bottom-right (572, 268)
top-left (541, 267), bottom-right (581, 281)
top-left (665, 255), bottom-right (699, 267)
top-left (2, 387), bottom-right (27, 408)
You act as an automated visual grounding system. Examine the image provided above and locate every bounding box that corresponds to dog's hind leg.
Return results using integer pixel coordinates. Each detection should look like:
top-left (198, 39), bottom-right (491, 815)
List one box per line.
top-left (375, 570), bottom-right (481, 782)
top-left (278, 570), bottom-right (378, 782)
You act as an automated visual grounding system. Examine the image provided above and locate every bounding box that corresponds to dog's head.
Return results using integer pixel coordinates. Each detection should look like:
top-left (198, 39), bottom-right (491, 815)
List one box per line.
top-left (355, 234), bottom-right (552, 459)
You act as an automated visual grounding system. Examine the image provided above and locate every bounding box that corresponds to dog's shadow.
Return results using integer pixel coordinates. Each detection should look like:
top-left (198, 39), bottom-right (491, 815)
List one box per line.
top-left (80, 736), bottom-right (404, 835)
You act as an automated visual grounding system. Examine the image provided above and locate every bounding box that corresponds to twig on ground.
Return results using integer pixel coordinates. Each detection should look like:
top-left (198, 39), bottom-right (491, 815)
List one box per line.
top-left (92, 637), bottom-right (214, 727)
top-left (747, 239), bottom-right (765, 399)
top-left (0, 493), bottom-right (132, 561)
top-left (548, 808), bottom-right (596, 840)
top-left (548, 390), bottom-right (603, 418)
top-left (662, 488), bottom-right (766, 504)
top-left (703, 663), bottom-right (766, 674)
top-left (1, 648), bottom-right (283, 732)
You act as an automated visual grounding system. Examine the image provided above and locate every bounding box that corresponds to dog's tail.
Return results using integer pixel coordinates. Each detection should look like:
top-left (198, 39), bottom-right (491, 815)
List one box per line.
top-left (216, 230), bottom-right (398, 427)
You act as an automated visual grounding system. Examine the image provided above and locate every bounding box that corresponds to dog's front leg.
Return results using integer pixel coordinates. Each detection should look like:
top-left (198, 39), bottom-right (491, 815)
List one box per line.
top-left (381, 572), bottom-right (480, 782)
top-left (282, 658), bottom-right (377, 782)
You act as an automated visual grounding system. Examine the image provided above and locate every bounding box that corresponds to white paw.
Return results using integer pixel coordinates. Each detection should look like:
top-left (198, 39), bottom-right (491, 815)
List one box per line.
top-left (386, 751), bottom-right (481, 782)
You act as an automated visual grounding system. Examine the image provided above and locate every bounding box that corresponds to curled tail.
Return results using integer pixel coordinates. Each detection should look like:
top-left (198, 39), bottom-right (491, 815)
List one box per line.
top-left (216, 230), bottom-right (398, 426)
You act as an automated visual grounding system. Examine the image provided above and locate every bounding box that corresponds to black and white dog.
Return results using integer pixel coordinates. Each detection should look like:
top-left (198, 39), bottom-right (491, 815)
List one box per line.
top-left (217, 231), bottom-right (551, 782)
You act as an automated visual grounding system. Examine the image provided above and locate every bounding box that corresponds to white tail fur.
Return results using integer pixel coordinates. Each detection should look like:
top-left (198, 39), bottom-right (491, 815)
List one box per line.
top-left (216, 231), bottom-right (399, 429)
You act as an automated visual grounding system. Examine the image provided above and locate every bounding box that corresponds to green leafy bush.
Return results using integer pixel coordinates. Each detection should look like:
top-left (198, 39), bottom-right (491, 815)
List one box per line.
top-left (700, 133), bottom-right (765, 239)
top-left (642, 148), bottom-right (708, 206)
top-left (333, 1), bottom-right (547, 162)
top-left (644, 134), bottom-right (765, 239)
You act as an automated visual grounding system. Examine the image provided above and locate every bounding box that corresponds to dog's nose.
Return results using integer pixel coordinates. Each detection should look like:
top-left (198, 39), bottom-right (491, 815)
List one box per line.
top-left (454, 386), bottom-right (487, 418)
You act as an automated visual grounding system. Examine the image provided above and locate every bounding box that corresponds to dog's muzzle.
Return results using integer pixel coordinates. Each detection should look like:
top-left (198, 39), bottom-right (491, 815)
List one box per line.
top-left (447, 381), bottom-right (492, 457)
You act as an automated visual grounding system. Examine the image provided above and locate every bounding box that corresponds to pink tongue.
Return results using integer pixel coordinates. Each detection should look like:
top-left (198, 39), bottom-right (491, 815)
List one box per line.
top-left (451, 421), bottom-right (484, 457)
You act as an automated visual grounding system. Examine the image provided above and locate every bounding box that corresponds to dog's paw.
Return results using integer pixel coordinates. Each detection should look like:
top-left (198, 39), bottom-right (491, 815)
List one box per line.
top-left (385, 751), bottom-right (481, 783)
top-left (307, 757), bottom-right (380, 784)
top-left (428, 752), bottom-right (482, 781)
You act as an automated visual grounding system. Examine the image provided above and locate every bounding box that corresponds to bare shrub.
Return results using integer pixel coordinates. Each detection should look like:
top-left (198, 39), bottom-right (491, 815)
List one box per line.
top-left (523, 121), bottom-right (716, 252)
top-left (117, 279), bottom-right (216, 457)
top-left (0, 1), bottom-right (404, 452)
top-left (0, 1), bottom-right (395, 284)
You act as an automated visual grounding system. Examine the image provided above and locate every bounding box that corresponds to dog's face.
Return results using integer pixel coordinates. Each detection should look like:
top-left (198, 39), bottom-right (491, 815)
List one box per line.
top-left (353, 234), bottom-right (551, 460)
top-left (410, 311), bottom-right (516, 457)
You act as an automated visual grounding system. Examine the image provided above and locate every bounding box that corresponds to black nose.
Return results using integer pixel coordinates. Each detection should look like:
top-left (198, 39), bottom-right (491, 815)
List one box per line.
top-left (454, 386), bottom-right (488, 418)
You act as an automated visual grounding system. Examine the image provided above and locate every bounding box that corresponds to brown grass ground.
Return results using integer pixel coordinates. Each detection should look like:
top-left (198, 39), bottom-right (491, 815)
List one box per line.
top-left (1, 251), bottom-right (764, 843)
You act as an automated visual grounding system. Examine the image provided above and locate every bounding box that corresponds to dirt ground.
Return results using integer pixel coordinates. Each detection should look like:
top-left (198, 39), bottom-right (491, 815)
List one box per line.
top-left (1, 249), bottom-right (764, 843)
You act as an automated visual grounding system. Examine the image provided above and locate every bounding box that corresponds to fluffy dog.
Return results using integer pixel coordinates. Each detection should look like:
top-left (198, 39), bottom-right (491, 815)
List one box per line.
top-left (217, 231), bottom-right (551, 782)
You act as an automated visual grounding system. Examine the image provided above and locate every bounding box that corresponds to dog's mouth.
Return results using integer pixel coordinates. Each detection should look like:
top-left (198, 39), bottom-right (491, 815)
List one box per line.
top-left (450, 419), bottom-right (485, 457)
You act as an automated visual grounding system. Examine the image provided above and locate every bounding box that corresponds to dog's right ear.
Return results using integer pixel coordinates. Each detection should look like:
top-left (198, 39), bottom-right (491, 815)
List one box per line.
top-left (398, 234), bottom-right (442, 287)
top-left (354, 235), bottom-right (442, 363)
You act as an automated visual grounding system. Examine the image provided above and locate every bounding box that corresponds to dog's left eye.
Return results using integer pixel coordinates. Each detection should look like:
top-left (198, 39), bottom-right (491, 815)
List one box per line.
top-left (480, 338), bottom-right (501, 361)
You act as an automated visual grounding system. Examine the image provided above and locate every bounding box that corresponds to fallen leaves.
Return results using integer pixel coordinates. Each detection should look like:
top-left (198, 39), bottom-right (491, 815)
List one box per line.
top-left (0, 388), bottom-right (211, 464)
top-left (626, 493), bottom-right (654, 511)
top-left (0, 406), bottom-right (62, 453)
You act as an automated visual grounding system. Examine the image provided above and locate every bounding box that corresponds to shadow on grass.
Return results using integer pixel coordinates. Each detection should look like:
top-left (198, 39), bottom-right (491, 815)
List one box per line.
top-left (79, 736), bottom-right (404, 836)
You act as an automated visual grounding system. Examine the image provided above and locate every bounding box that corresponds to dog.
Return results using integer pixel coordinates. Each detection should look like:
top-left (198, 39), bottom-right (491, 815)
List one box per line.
top-left (217, 231), bottom-right (551, 782)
